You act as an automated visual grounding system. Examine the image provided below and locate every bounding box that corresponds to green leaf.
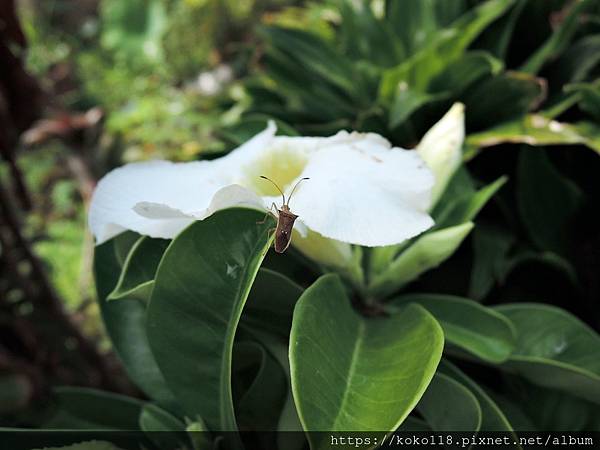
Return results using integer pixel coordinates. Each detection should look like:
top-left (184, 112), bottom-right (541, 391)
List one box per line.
top-left (389, 294), bottom-right (516, 363)
top-left (465, 115), bottom-right (600, 159)
top-left (94, 236), bottom-right (175, 409)
top-left (290, 275), bottom-right (443, 448)
top-left (517, 149), bottom-right (583, 254)
top-left (368, 222), bottom-right (474, 299)
top-left (45, 387), bottom-right (144, 430)
top-left (520, 0), bottom-right (596, 74)
top-left (108, 236), bottom-right (169, 301)
top-left (495, 303), bottom-right (600, 404)
top-left (146, 208), bottom-right (275, 436)
top-left (439, 361), bottom-right (520, 437)
top-left (113, 231), bottom-right (140, 266)
top-left (417, 373), bottom-right (482, 432)
top-left (242, 268), bottom-right (303, 339)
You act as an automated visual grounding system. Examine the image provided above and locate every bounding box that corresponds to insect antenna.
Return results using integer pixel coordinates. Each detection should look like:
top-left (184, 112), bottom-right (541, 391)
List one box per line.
top-left (287, 177), bottom-right (310, 207)
top-left (259, 175), bottom-right (286, 206)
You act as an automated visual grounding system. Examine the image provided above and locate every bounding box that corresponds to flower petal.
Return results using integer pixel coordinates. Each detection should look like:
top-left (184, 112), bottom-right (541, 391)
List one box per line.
top-left (89, 160), bottom-right (225, 243)
top-left (89, 123), bottom-right (279, 244)
top-left (417, 103), bottom-right (465, 205)
top-left (289, 140), bottom-right (435, 247)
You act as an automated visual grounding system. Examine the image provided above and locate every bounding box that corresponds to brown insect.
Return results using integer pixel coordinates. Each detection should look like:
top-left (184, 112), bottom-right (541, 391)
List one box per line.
top-left (259, 175), bottom-right (309, 253)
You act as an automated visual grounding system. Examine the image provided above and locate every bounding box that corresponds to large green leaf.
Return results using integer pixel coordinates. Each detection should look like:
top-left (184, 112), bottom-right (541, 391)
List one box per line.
top-left (368, 222), bottom-right (474, 299)
top-left (389, 294), bottom-right (516, 363)
top-left (495, 303), bottom-right (600, 404)
top-left (45, 387), bottom-right (144, 430)
top-left (417, 373), bottom-right (482, 432)
top-left (290, 274), bottom-right (443, 449)
top-left (94, 235), bottom-right (175, 409)
top-left (439, 361), bottom-right (519, 437)
top-left (146, 208), bottom-right (275, 437)
top-left (517, 149), bottom-right (583, 254)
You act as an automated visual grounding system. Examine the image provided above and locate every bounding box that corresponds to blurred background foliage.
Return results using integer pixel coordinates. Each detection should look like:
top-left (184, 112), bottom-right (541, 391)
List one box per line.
top-left (1, 0), bottom-right (600, 428)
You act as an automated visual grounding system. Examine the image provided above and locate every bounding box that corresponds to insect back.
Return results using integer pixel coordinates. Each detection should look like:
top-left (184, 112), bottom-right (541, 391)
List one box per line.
top-left (259, 176), bottom-right (309, 253)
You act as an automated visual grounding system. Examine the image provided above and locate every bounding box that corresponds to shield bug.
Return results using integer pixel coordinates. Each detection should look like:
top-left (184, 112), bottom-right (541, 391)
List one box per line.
top-left (259, 175), bottom-right (309, 253)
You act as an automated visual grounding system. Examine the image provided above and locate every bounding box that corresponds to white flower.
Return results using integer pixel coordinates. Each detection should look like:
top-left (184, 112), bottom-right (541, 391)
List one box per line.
top-left (417, 103), bottom-right (465, 205)
top-left (89, 122), bottom-right (435, 255)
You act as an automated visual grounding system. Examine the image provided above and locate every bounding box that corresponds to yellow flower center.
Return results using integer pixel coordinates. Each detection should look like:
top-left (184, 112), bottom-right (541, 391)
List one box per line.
top-left (239, 142), bottom-right (309, 198)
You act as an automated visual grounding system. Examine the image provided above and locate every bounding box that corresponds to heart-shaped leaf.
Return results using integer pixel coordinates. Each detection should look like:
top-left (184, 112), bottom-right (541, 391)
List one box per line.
top-left (290, 274), bottom-right (443, 449)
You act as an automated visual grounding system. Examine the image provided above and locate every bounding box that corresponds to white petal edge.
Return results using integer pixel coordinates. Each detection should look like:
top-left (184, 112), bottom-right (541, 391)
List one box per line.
top-left (290, 143), bottom-right (435, 247)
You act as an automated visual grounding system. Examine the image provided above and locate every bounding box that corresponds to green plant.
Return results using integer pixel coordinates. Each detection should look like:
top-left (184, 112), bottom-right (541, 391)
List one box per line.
top-left (10, 0), bottom-right (600, 448)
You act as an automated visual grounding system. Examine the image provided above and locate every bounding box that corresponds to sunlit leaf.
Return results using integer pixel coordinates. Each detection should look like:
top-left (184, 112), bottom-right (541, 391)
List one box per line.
top-left (290, 275), bottom-right (443, 449)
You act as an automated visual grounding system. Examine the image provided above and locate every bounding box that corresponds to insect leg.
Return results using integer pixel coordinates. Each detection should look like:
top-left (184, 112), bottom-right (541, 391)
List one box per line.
top-left (257, 202), bottom-right (278, 224)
